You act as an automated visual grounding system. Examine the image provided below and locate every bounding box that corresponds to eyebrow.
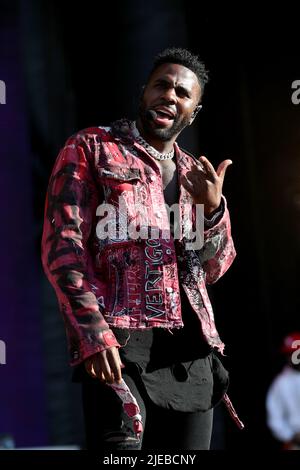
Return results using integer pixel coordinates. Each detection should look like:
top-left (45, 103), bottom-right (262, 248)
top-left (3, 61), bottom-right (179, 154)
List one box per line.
top-left (154, 78), bottom-right (192, 96)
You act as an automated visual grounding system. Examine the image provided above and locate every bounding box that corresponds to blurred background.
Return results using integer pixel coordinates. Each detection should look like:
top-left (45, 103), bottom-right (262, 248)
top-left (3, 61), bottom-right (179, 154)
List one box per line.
top-left (0, 0), bottom-right (300, 450)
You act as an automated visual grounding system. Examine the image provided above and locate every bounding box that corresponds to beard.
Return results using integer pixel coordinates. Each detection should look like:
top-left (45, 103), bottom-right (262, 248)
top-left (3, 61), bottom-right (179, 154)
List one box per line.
top-left (138, 102), bottom-right (191, 142)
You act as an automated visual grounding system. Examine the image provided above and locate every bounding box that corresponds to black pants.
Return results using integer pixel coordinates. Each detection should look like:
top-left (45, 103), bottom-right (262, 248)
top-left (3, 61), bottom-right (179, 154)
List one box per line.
top-left (82, 366), bottom-right (213, 451)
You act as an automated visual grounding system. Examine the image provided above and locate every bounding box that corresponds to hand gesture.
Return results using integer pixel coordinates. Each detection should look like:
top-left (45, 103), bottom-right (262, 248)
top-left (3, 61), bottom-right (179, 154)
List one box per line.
top-left (181, 156), bottom-right (232, 216)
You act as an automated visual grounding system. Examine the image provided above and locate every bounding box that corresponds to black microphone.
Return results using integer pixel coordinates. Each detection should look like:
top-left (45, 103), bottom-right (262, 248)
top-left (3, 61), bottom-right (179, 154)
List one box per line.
top-left (146, 109), bottom-right (157, 121)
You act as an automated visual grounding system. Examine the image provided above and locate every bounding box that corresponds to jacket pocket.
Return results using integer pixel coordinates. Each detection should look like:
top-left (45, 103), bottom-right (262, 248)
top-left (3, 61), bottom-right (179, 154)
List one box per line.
top-left (98, 166), bottom-right (143, 200)
top-left (99, 165), bottom-right (142, 183)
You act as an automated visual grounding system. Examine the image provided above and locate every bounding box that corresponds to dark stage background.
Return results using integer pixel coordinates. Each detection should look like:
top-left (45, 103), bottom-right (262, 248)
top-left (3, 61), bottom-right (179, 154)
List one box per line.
top-left (0, 0), bottom-right (300, 450)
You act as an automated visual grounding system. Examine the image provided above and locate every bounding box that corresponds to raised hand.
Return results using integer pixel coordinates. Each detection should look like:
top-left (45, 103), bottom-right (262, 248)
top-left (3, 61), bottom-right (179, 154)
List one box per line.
top-left (181, 156), bottom-right (232, 216)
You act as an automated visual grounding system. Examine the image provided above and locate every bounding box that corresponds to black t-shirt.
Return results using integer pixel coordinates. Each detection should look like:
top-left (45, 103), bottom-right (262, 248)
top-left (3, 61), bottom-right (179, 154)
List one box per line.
top-left (113, 286), bottom-right (212, 366)
top-left (73, 286), bottom-right (229, 412)
top-left (110, 286), bottom-right (215, 412)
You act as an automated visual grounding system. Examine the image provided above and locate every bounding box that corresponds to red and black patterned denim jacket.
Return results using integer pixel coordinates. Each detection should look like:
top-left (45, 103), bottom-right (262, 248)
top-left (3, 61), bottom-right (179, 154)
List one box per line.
top-left (41, 119), bottom-right (236, 366)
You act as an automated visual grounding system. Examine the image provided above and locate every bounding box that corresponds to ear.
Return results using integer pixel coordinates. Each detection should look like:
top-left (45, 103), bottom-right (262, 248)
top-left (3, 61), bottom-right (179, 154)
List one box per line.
top-left (188, 104), bottom-right (202, 125)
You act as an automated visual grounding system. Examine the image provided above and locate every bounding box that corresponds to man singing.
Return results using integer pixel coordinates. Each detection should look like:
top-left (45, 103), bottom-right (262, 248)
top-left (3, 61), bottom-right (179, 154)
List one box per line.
top-left (42, 47), bottom-right (238, 450)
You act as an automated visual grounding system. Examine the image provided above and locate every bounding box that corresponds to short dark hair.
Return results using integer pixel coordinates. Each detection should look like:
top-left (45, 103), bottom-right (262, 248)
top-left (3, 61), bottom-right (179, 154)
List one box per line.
top-left (149, 47), bottom-right (209, 95)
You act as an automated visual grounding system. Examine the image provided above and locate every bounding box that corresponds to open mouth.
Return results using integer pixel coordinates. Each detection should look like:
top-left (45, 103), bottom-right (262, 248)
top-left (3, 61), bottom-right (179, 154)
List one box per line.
top-left (152, 108), bottom-right (176, 126)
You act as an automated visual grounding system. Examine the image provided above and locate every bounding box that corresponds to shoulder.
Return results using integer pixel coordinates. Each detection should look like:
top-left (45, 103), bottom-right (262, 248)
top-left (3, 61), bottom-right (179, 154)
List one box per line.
top-left (65, 126), bottom-right (114, 147)
top-left (59, 126), bottom-right (116, 161)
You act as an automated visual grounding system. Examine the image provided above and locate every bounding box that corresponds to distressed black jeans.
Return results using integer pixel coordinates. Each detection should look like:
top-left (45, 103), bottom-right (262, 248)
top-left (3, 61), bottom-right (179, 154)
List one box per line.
top-left (82, 366), bottom-right (213, 451)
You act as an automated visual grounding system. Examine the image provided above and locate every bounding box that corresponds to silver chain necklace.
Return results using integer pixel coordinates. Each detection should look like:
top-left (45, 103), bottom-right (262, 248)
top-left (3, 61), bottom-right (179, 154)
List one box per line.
top-left (131, 122), bottom-right (174, 161)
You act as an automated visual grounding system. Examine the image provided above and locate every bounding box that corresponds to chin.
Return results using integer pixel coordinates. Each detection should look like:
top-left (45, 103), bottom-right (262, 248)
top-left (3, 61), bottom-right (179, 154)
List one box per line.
top-left (152, 127), bottom-right (175, 141)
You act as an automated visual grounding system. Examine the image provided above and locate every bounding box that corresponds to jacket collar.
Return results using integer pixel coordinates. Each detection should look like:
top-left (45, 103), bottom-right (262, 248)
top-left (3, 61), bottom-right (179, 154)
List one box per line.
top-left (110, 119), bottom-right (194, 205)
top-left (110, 119), bottom-right (193, 166)
top-left (110, 119), bottom-right (136, 144)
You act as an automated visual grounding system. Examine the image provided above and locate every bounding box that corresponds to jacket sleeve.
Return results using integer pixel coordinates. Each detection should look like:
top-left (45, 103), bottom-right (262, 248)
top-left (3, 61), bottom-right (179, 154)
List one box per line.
top-left (41, 135), bottom-right (120, 366)
top-left (199, 196), bottom-right (236, 284)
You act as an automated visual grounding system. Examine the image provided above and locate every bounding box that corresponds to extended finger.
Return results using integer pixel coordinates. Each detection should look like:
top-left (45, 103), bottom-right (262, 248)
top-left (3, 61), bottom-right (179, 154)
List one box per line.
top-left (191, 161), bottom-right (205, 172)
top-left (91, 359), bottom-right (108, 382)
top-left (98, 353), bottom-right (114, 383)
top-left (85, 359), bottom-right (97, 378)
top-left (198, 156), bottom-right (217, 179)
top-left (108, 350), bottom-right (123, 384)
top-left (92, 365), bottom-right (106, 382)
top-left (99, 371), bottom-right (106, 382)
top-left (216, 159), bottom-right (233, 182)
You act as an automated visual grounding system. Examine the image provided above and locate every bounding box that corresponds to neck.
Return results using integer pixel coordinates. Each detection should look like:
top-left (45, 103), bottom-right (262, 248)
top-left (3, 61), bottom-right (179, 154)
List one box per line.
top-left (136, 117), bottom-right (176, 154)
